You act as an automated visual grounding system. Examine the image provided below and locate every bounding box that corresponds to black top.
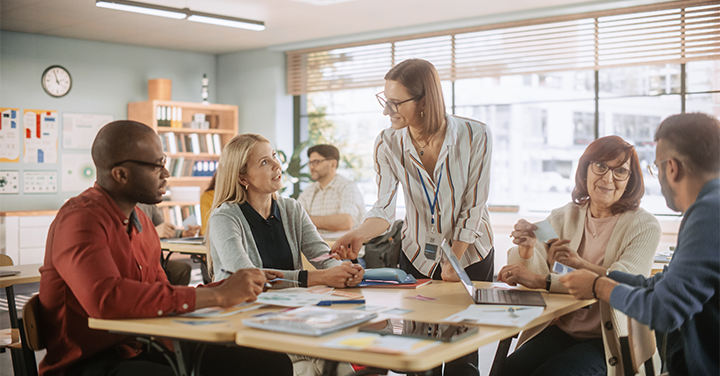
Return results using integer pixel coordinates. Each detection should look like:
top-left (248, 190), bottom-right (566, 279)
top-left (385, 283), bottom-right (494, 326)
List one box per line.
top-left (239, 200), bottom-right (308, 286)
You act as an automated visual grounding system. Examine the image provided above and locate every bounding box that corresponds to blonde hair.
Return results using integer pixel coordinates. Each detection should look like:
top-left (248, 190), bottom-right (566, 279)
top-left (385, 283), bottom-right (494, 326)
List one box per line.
top-left (206, 133), bottom-right (273, 279)
top-left (384, 59), bottom-right (446, 138)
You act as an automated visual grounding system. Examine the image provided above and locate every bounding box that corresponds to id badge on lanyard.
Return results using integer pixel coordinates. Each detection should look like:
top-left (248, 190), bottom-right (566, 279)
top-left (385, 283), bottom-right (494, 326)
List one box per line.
top-left (418, 164), bottom-right (444, 260)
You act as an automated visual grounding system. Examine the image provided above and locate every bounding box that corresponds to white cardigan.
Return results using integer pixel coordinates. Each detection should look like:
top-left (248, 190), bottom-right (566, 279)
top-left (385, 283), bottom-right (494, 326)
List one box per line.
top-left (507, 202), bottom-right (661, 376)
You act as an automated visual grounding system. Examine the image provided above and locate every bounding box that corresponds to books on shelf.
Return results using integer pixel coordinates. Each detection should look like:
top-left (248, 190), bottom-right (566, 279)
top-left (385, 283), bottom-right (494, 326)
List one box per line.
top-left (159, 132), bottom-right (221, 155)
top-left (164, 203), bottom-right (202, 228)
top-left (156, 105), bottom-right (220, 130)
top-left (165, 157), bottom-right (217, 177)
top-left (242, 306), bottom-right (378, 337)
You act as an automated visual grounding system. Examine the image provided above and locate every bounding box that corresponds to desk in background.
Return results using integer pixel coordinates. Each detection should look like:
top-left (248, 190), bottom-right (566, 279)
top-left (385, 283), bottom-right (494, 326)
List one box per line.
top-left (1, 263), bottom-right (42, 376)
top-left (90, 281), bottom-right (593, 375)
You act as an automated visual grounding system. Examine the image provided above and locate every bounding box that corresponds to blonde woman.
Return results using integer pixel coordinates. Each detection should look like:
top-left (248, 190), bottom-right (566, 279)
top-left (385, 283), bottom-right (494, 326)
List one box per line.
top-left (207, 133), bottom-right (364, 288)
top-left (205, 134), bottom-right (363, 376)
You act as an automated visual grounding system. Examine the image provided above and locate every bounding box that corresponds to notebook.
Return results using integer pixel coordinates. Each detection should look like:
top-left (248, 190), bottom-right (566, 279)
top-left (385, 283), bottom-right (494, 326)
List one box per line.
top-left (440, 240), bottom-right (546, 307)
top-left (164, 236), bottom-right (205, 245)
top-left (0, 270), bottom-right (21, 277)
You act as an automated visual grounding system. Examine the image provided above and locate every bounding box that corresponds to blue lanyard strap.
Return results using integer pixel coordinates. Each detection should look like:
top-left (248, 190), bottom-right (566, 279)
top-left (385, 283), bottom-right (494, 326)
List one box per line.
top-left (417, 164), bottom-right (444, 225)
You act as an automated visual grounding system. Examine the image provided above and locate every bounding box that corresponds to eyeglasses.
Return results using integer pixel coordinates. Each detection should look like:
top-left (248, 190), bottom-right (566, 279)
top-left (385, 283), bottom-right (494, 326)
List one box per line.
top-left (113, 155), bottom-right (167, 172)
top-left (376, 91), bottom-right (418, 113)
top-left (308, 159), bottom-right (328, 167)
top-left (647, 159), bottom-right (669, 178)
top-left (590, 161), bottom-right (631, 181)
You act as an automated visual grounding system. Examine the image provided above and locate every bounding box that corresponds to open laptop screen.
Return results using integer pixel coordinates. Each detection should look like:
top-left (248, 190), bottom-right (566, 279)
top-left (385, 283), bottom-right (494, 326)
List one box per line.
top-left (440, 239), bottom-right (476, 297)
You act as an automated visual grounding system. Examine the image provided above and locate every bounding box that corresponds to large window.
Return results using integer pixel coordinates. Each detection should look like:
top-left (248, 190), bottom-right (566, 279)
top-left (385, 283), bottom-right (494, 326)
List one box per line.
top-left (297, 62), bottom-right (719, 215)
top-left (292, 2), bottom-right (720, 215)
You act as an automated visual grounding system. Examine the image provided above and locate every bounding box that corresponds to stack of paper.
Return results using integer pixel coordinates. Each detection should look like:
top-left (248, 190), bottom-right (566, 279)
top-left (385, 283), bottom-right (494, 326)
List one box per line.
top-left (443, 305), bottom-right (544, 327)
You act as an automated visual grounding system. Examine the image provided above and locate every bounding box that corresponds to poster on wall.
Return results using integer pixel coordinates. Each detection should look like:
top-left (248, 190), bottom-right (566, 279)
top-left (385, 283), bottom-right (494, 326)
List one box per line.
top-left (63, 113), bottom-right (113, 149)
top-left (0, 108), bottom-right (21, 162)
top-left (23, 170), bottom-right (57, 193)
top-left (62, 153), bottom-right (95, 192)
top-left (23, 109), bottom-right (58, 163)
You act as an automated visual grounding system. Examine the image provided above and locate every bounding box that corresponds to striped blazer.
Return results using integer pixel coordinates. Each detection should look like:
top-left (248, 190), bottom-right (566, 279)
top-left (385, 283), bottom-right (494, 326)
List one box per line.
top-left (367, 114), bottom-right (493, 277)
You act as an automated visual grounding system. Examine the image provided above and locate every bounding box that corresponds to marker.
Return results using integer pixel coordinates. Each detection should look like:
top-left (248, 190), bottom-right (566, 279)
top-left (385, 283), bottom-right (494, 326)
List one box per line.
top-left (316, 299), bottom-right (366, 306)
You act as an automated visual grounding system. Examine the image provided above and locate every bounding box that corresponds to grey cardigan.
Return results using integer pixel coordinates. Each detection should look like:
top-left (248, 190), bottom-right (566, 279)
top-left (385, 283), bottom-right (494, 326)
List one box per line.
top-left (208, 197), bottom-right (342, 288)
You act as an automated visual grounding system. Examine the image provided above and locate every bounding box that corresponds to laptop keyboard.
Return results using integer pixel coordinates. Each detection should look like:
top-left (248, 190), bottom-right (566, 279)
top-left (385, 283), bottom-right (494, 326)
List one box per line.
top-left (477, 289), bottom-right (520, 304)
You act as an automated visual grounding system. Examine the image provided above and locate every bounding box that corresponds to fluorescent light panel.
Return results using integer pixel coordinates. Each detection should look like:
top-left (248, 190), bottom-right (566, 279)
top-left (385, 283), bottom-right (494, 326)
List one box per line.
top-left (95, 0), bottom-right (187, 19)
top-left (95, 0), bottom-right (265, 31)
top-left (187, 13), bottom-right (265, 31)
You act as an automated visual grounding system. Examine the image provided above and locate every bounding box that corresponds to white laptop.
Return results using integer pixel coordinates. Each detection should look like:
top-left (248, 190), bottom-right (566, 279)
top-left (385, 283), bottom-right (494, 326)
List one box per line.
top-left (440, 240), bottom-right (546, 307)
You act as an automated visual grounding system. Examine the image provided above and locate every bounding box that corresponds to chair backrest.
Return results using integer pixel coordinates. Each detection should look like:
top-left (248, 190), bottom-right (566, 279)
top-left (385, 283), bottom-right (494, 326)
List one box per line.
top-left (22, 295), bottom-right (46, 351)
top-left (0, 254), bottom-right (14, 266)
top-left (621, 317), bottom-right (656, 375)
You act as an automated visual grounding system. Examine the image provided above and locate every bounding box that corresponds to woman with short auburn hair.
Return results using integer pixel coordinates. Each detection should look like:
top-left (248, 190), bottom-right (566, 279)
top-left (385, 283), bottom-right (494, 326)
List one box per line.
top-left (498, 135), bottom-right (661, 376)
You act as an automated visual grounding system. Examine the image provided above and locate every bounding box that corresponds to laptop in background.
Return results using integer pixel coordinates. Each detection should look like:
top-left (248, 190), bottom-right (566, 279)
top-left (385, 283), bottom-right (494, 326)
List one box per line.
top-left (164, 236), bottom-right (205, 245)
top-left (440, 240), bottom-right (547, 307)
top-left (0, 270), bottom-right (21, 277)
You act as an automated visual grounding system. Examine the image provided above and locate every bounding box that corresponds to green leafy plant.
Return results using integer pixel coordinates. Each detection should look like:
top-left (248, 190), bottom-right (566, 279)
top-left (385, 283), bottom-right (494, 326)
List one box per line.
top-left (277, 140), bottom-right (311, 199)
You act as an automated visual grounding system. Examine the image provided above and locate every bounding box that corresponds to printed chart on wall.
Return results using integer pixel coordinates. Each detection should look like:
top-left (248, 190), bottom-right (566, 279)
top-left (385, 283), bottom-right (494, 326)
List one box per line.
top-left (63, 113), bottom-right (113, 149)
top-left (23, 109), bottom-right (58, 163)
top-left (0, 108), bottom-right (21, 162)
top-left (62, 154), bottom-right (95, 192)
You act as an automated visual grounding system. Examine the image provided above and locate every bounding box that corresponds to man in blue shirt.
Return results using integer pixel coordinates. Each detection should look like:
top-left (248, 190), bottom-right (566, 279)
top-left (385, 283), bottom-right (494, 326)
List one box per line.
top-left (561, 113), bottom-right (720, 376)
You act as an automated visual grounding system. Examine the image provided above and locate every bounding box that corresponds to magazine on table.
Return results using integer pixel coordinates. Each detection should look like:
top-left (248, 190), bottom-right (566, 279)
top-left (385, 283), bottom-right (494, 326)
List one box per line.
top-left (242, 306), bottom-right (378, 336)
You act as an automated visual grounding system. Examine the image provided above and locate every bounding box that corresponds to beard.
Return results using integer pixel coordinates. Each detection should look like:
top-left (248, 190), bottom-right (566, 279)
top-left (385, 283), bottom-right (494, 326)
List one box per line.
top-left (660, 172), bottom-right (679, 212)
top-left (127, 175), bottom-right (163, 205)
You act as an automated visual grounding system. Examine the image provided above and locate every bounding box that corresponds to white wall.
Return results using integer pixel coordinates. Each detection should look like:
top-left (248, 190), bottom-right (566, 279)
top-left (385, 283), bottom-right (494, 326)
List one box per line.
top-left (217, 49), bottom-right (293, 155)
top-left (0, 31), bottom-right (218, 211)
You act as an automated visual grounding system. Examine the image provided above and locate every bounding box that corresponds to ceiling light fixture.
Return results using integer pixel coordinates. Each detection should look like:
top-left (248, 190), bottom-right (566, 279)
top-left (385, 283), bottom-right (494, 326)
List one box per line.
top-left (95, 0), bottom-right (186, 19)
top-left (187, 11), bottom-right (265, 31)
top-left (95, 0), bottom-right (265, 31)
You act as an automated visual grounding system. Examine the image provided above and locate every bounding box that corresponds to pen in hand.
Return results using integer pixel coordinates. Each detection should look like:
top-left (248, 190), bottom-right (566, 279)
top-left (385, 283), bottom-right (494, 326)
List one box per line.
top-left (221, 269), bottom-right (273, 291)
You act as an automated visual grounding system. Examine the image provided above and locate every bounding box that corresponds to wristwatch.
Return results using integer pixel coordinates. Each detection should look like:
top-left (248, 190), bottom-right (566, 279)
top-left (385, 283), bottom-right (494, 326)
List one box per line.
top-left (545, 274), bottom-right (552, 291)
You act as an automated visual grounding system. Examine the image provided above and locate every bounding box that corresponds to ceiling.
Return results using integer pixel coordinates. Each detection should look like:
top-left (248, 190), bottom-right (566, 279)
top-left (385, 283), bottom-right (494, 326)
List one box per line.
top-left (0, 0), bottom-right (662, 54)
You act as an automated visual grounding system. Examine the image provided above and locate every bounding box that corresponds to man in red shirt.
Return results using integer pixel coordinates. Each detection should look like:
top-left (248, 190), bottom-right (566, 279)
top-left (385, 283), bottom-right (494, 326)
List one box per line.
top-left (38, 120), bottom-right (292, 376)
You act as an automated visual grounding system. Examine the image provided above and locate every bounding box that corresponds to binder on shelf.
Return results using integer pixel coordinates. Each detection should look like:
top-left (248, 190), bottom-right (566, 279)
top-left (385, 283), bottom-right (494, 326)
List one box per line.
top-left (166, 132), bottom-right (177, 154)
top-left (212, 134), bottom-right (222, 154)
top-left (176, 134), bottom-right (186, 153)
top-left (183, 134), bottom-right (193, 153)
top-left (198, 134), bottom-right (208, 153)
top-left (189, 133), bottom-right (201, 155)
top-left (206, 134), bottom-right (215, 155)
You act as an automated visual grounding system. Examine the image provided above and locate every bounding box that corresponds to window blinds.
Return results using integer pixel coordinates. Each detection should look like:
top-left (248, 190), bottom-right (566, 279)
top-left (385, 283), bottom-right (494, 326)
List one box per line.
top-left (286, 0), bottom-right (719, 95)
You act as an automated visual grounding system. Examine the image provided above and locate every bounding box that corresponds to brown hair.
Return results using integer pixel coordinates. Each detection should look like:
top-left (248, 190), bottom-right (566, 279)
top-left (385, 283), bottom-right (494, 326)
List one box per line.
top-left (308, 144), bottom-right (339, 162)
top-left (572, 135), bottom-right (644, 214)
top-left (655, 113), bottom-right (720, 176)
top-left (384, 59), bottom-right (446, 138)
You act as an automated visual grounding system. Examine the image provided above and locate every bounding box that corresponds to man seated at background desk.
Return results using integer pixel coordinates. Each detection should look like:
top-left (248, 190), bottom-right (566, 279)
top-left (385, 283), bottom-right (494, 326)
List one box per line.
top-left (136, 203), bottom-right (198, 286)
top-left (561, 113), bottom-right (720, 376)
top-left (297, 144), bottom-right (365, 233)
top-left (38, 120), bottom-right (292, 376)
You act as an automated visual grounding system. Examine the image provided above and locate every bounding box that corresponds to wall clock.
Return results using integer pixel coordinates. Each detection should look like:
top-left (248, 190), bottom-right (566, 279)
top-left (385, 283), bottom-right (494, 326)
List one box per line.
top-left (41, 65), bottom-right (72, 97)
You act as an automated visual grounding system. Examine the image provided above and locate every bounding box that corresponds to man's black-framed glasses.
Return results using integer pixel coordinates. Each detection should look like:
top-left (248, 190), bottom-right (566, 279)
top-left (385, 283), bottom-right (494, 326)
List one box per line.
top-left (113, 155), bottom-right (167, 172)
top-left (376, 91), bottom-right (419, 113)
top-left (308, 159), bottom-right (328, 167)
top-left (590, 161), bottom-right (631, 181)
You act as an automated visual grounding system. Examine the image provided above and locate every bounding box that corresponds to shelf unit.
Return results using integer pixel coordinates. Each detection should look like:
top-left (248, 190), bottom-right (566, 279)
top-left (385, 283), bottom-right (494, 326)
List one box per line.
top-left (128, 100), bottom-right (238, 192)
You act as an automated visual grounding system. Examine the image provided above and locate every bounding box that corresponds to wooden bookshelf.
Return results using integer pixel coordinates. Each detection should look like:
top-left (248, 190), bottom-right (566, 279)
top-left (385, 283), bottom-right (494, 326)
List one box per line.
top-left (127, 100), bottom-right (237, 191)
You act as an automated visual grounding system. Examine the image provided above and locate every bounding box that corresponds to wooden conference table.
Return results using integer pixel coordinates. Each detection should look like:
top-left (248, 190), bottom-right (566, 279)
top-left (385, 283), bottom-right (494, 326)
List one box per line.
top-left (1, 263), bottom-right (42, 376)
top-left (90, 281), bottom-right (594, 376)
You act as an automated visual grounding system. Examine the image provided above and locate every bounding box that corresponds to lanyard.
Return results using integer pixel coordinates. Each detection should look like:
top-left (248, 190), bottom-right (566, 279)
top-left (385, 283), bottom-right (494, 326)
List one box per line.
top-left (417, 163), bottom-right (444, 225)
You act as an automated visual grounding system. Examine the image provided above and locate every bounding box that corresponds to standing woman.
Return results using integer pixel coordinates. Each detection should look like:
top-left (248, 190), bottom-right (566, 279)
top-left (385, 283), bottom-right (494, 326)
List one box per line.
top-left (332, 59), bottom-right (494, 375)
